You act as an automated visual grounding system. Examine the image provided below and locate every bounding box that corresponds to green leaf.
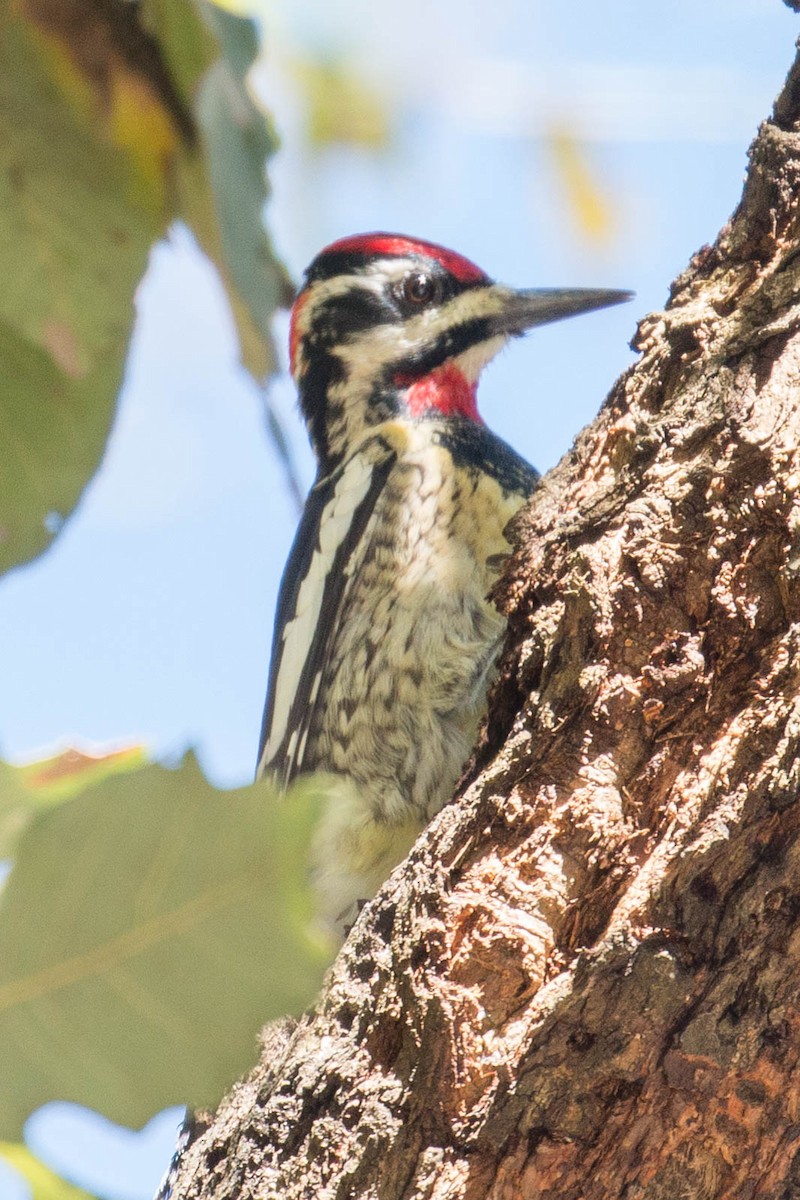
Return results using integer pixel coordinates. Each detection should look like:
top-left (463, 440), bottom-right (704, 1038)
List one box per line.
top-left (0, 4), bottom-right (159, 576)
top-left (0, 755), bottom-right (331, 1138)
top-left (0, 1142), bottom-right (94, 1200)
top-left (0, 747), bottom-right (146, 862)
top-left (0, 0), bottom-right (292, 578)
top-left (0, 760), bottom-right (50, 865)
top-left (198, 4), bottom-right (294, 340)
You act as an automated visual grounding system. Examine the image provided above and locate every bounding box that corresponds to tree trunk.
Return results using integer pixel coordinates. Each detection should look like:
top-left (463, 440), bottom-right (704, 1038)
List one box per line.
top-left (168, 41), bottom-right (800, 1200)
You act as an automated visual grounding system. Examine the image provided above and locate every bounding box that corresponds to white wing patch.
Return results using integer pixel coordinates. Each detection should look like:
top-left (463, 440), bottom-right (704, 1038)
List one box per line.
top-left (258, 451), bottom-right (377, 774)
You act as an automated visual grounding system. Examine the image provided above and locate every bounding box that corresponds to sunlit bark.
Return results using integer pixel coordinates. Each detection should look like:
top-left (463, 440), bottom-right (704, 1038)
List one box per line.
top-left (169, 42), bottom-right (800, 1200)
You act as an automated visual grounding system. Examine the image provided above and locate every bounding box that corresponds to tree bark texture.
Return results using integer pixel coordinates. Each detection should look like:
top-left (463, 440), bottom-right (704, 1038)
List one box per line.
top-left (171, 41), bottom-right (800, 1200)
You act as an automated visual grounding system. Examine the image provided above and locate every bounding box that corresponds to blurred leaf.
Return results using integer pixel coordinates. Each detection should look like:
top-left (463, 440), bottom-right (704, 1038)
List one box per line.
top-left (207, 0), bottom-right (252, 12)
top-left (0, 1141), bottom-right (93, 1200)
top-left (0, 754), bottom-right (331, 1138)
top-left (0, 0), bottom-right (161, 578)
top-left (0, 0), bottom-right (293, 579)
top-left (546, 126), bottom-right (615, 246)
top-left (18, 745), bottom-right (147, 801)
top-left (292, 55), bottom-right (391, 150)
top-left (197, 5), bottom-right (295, 340)
top-left (0, 747), bottom-right (146, 861)
top-left (0, 761), bottom-right (51, 864)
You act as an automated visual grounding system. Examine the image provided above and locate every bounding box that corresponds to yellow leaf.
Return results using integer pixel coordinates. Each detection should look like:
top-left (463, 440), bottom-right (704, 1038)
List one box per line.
top-left (547, 126), bottom-right (616, 247)
top-left (207, 0), bottom-right (254, 14)
top-left (0, 1142), bottom-right (93, 1200)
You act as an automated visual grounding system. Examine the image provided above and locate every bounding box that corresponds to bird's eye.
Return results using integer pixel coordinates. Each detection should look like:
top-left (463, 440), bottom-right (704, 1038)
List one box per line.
top-left (401, 270), bottom-right (436, 306)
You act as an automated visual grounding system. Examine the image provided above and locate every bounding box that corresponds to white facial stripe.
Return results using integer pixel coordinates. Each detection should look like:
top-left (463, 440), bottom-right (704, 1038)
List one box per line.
top-left (331, 284), bottom-right (507, 386)
top-left (291, 271), bottom-right (386, 369)
top-left (261, 451), bottom-right (377, 765)
top-left (302, 255), bottom-right (439, 315)
top-left (298, 271), bottom-right (385, 323)
top-left (453, 335), bottom-right (508, 383)
top-left (293, 261), bottom-right (404, 350)
top-left (296, 258), bottom-right (504, 350)
top-left (363, 257), bottom-right (426, 284)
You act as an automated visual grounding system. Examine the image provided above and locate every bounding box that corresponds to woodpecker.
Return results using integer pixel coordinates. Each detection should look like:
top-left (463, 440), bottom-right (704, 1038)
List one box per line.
top-left (257, 232), bottom-right (629, 931)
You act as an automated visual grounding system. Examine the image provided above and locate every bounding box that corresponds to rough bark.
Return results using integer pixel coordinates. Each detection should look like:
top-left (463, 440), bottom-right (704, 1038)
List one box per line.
top-left (170, 40), bottom-right (800, 1200)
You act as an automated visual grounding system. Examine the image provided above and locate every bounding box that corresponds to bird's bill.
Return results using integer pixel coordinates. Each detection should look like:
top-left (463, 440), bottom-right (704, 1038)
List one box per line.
top-left (487, 285), bottom-right (633, 336)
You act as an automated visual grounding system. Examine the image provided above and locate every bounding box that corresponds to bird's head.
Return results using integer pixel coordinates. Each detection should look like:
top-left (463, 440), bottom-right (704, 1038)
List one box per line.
top-left (289, 233), bottom-right (630, 468)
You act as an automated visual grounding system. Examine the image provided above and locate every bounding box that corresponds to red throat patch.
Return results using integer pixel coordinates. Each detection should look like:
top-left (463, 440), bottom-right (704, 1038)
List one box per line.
top-left (399, 363), bottom-right (481, 422)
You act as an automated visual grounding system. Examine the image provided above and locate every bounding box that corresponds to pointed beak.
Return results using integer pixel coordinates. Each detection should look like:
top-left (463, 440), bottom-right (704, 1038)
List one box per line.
top-left (487, 285), bottom-right (633, 337)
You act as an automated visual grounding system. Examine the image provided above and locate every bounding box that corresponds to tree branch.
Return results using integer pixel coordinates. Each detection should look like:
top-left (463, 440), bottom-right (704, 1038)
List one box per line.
top-left (170, 41), bottom-right (800, 1200)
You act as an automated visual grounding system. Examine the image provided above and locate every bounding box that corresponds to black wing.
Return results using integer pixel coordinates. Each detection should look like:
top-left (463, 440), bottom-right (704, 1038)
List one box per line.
top-left (256, 439), bottom-right (397, 784)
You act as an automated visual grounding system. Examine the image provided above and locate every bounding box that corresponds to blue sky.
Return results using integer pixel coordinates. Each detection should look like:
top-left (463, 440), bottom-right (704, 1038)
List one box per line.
top-left (1, 1), bottom-right (797, 1195)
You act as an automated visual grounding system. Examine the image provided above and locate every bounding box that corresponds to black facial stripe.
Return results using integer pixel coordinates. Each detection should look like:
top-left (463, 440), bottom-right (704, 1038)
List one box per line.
top-left (306, 251), bottom-right (379, 284)
top-left (308, 289), bottom-right (394, 343)
top-left (389, 316), bottom-right (495, 380)
top-left (304, 282), bottom-right (494, 356)
top-left (300, 347), bottom-right (347, 465)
